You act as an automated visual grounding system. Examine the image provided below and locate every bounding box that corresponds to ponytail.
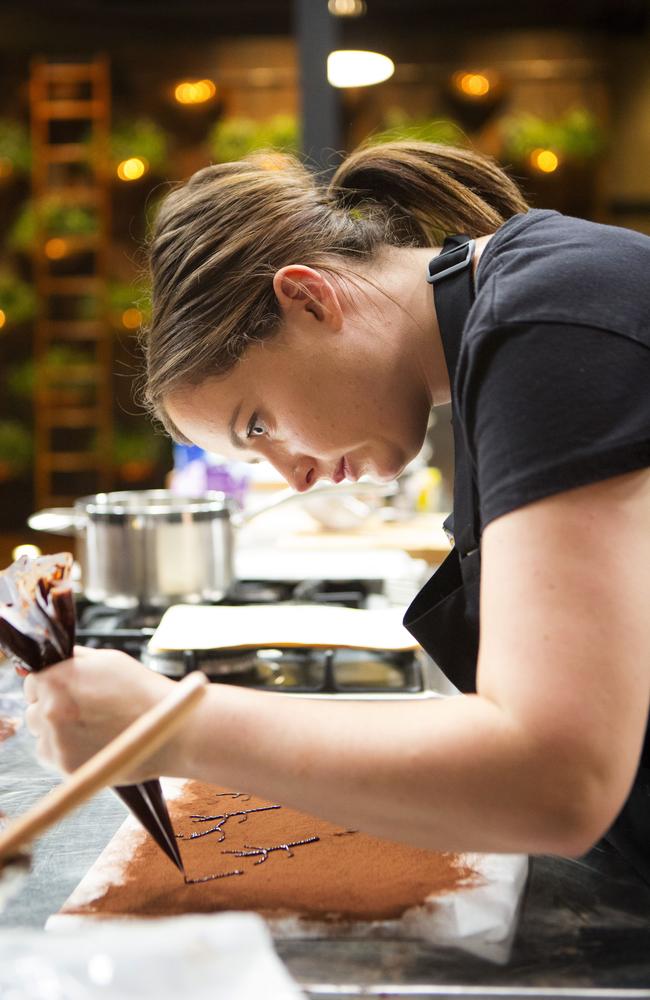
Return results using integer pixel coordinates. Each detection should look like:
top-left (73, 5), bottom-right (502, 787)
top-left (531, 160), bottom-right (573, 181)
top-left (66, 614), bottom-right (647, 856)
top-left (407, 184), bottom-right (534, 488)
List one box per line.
top-left (328, 140), bottom-right (529, 245)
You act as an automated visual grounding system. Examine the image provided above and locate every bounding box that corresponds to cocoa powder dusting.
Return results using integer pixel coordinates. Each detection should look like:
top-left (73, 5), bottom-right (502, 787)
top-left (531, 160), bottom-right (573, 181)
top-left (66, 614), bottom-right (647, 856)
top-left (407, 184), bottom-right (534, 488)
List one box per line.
top-left (61, 781), bottom-right (478, 921)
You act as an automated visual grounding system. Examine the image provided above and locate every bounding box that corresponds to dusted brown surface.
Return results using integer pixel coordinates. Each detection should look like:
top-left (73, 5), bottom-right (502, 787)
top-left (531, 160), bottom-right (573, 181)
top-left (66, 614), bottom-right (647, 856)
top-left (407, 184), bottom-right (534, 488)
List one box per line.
top-left (61, 781), bottom-right (477, 921)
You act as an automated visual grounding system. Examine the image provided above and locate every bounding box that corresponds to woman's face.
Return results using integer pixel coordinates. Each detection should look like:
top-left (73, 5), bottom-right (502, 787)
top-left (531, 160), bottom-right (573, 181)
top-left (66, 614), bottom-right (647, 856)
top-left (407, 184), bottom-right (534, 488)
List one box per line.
top-left (165, 263), bottom-right (435, 493)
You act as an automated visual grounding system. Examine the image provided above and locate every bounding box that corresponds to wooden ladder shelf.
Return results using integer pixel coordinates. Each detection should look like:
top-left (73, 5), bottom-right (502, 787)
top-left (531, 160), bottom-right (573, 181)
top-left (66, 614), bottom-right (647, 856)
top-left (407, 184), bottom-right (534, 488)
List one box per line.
top-left (30, 56), bottom-right (113, 508)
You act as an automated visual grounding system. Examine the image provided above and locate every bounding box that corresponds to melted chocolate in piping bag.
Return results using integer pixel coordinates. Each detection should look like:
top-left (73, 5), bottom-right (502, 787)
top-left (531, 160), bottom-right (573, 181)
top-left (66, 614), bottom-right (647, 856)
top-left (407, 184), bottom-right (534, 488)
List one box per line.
top-left (0, 553), bottom-right (75, 672)
top-left (0, 552), bottom-right (187, 874)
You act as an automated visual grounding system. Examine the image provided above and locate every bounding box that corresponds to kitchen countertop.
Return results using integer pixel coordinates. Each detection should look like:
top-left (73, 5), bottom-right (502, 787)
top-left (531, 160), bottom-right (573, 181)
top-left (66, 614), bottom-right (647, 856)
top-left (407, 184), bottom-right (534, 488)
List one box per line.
top-left (283, 512), bottom-right (452, 565)
top-left (1, 668), bottom-right (649, 999)
top-left (239, 506), bottom-right (452, 567)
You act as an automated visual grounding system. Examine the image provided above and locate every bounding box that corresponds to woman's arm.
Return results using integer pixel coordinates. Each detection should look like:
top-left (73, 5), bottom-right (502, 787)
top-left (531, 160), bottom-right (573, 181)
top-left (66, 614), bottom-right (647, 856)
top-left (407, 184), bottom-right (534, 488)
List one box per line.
top-left (25, 468), bottom-right (650, 857)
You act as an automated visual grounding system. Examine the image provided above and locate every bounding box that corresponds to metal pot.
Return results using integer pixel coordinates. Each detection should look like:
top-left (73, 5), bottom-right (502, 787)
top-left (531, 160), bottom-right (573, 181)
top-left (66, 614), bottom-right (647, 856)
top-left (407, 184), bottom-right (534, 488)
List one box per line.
top-left (28, 482), bottom-right (399, 609)
top-left (28, 490), bottom-right (236, 608)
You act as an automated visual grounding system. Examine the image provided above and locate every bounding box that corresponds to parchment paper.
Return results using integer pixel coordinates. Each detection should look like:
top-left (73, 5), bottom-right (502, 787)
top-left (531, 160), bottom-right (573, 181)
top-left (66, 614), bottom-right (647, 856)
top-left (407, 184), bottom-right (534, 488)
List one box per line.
top-left (49, 778), bottom-right (528, 964)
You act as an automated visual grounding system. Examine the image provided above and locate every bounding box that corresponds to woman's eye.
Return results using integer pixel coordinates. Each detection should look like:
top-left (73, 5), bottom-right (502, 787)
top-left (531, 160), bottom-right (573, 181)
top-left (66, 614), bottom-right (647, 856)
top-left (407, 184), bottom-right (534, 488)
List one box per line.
top-left (246, 415), bottom-right (267, 439)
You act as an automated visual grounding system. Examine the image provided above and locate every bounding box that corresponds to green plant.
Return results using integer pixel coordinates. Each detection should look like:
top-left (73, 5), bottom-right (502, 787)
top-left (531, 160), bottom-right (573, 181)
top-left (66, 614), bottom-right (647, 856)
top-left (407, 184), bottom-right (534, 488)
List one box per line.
top-left (0, 270), bottom-right (36, 326)
top-left (256, 114), bottom-right (300, 154)
top-left (501, 108), bottom-right (605, 164)
top-left (108, 280), bottom-right (152, 324)
top-left (0, 420), bottom-right (33, 472)
top-left (9, 198), bottom-right (97, 252)
top-left (110, 119), bottom-right (168, 174)
top-left (0, 119), bottom-right (31, 176)
top-left (7, 346), bottom-right (97, 399)
top-left (209, 114), bottom-right (300, 163)
top-left (370, 109), bottom-right (467, 147)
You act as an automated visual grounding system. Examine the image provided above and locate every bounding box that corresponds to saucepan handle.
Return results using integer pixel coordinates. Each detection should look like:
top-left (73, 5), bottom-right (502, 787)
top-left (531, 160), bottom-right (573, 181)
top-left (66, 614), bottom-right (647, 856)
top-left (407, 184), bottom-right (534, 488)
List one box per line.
top-left (27, 508), bottom-right (85, 535)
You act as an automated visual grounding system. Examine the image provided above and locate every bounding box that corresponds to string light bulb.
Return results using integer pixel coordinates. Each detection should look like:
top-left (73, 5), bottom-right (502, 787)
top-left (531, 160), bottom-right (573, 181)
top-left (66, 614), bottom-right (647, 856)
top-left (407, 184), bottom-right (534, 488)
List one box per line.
top-left (121, 307), bottom-right (143, 330)
top-left (452, 71), bottom-right (492, 99)
top-left (0, 310), bottom-right (6, 330)
top-left (174, 79), bottom-right (217, 105)
top-left (117, 157), bottom-right (148, 181)
top-left (530, 148), bottom-right (560, 173)
top-left (45, 238), bottom-right (67, 260)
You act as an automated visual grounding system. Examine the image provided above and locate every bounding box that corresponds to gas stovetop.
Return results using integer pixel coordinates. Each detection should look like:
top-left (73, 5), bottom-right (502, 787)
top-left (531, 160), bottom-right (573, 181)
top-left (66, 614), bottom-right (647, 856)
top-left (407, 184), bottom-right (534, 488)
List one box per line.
top-left (74, 580), bottom-right (431, 698)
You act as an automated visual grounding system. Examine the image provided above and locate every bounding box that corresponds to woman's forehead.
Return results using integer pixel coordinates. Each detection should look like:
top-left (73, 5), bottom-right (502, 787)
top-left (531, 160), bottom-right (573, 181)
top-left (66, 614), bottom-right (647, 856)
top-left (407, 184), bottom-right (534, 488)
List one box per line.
top-left (165, 377), bottom-right (239, 451)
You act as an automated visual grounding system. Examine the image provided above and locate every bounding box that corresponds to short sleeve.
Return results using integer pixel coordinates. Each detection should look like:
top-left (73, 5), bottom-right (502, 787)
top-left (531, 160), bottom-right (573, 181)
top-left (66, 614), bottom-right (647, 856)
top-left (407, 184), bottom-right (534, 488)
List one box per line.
top-left (462, 322), bottom-right (650, 529)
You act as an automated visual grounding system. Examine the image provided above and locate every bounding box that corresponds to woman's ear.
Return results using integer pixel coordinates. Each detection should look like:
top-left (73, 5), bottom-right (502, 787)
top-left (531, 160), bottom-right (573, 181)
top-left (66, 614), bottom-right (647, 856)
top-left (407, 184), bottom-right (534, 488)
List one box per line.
top-left (272, 265), bottom-right (343, 331)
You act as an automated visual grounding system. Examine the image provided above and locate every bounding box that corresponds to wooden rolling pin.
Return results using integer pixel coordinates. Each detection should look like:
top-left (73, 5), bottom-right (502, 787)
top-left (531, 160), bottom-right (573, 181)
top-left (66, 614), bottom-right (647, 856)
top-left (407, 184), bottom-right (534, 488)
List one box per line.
top-left (0, 670), bottom-right (208, 865)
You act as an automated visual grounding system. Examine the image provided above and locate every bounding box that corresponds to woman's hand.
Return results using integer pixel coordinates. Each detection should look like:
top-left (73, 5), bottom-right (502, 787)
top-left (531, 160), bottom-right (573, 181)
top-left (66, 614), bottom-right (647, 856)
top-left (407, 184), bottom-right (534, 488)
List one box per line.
top-left (22, 647), bottom-right (179, 784)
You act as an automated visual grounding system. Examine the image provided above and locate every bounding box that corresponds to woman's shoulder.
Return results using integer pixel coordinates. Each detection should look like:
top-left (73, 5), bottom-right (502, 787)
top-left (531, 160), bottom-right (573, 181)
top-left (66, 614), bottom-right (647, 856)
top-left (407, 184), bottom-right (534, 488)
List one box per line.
top-left (471, 209), bottom-right (650, 349)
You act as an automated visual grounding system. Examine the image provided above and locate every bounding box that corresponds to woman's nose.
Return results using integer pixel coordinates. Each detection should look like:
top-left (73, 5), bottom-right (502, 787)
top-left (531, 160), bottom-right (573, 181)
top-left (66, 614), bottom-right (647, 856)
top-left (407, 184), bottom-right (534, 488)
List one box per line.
top-left (271, 452), bottom-right (317, 493)
top-left (289, 458), bottom-right (318, 493)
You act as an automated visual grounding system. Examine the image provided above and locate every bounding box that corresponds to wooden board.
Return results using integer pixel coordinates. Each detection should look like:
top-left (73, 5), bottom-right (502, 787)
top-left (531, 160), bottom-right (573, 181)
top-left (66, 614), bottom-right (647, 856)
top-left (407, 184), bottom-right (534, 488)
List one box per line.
top-left (284, 513), bottom-right (452, 565)
top-left (148, 604), bottom-right (419, 654)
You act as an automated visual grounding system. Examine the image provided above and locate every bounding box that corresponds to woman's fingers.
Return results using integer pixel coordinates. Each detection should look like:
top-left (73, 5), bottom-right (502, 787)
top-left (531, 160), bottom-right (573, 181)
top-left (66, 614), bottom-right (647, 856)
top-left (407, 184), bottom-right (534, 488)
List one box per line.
top-left (23, 672), bottom-right (38, 704)
top-left (24, 702), bottom-right (42, 736)
top-left (72, 645), bottom-right (93, 658)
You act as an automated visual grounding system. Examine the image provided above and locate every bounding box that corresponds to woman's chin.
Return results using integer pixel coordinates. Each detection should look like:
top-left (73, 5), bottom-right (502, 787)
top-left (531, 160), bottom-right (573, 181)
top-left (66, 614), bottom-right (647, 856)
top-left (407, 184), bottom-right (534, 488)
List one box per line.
top-left (370, 459), bottom-right (408, 483)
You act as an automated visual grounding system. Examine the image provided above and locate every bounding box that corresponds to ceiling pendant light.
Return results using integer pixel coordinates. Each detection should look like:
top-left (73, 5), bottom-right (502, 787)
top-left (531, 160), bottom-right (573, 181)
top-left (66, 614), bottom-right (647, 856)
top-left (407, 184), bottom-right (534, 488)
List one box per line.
top-left (328, 0), bottom-right (367, 15)
top-left (327, 50), bottom-right (395, 88)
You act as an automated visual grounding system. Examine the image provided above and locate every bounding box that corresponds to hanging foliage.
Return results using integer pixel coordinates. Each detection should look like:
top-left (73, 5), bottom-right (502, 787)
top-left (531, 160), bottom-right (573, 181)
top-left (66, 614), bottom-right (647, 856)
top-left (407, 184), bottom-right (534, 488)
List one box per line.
top-left (8, 198), bottom-right (97, 253)
top-left (500, 108), bottom-right (605, 164)
top-left (0, 270), bottom-right (37, 327)
top-left (0, 120), bottom-right (31, 177)
top-left (369, 109), bottom-right (468, 148)
top-left (110, 118), bottom-right (169, 175)
top-left (209, 114), bottom-right (300, 163)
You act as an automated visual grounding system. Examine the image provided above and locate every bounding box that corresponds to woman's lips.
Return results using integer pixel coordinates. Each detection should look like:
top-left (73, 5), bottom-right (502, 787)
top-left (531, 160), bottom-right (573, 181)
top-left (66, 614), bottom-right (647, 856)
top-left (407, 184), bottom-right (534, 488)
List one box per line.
top-left (333, 456), bottom-right (360, 484)
top-left (343, 456), bottom-right (359, 482)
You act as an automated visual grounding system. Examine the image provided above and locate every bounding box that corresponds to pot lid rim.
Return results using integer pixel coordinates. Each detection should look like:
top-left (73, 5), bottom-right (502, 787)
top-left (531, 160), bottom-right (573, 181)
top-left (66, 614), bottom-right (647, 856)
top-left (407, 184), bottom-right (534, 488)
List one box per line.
top-left (74, 489), bottom-right (234, 517)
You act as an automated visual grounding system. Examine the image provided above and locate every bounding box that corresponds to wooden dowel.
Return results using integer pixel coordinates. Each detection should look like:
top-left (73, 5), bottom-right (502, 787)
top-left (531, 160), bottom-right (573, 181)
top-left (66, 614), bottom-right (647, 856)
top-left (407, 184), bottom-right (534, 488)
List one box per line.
top-left (0, 671), bottom-right (208, 864)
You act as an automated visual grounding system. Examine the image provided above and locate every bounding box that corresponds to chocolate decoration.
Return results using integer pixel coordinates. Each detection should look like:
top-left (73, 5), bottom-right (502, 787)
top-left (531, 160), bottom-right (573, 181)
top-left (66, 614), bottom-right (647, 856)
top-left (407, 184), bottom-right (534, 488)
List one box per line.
top-left (184, 868), bottom-right (243, 886)
top-left (222, 836), bottom-right (320, 866)
top-left (178, 805), bottom-right (281, 842)
top-left (60, 781), bottom-right (479, 921)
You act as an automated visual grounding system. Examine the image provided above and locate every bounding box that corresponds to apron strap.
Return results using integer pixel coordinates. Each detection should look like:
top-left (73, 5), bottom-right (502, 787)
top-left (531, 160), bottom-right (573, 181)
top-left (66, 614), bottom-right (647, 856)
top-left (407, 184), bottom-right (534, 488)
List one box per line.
top-left (429, 236), bottom-right (480, 557)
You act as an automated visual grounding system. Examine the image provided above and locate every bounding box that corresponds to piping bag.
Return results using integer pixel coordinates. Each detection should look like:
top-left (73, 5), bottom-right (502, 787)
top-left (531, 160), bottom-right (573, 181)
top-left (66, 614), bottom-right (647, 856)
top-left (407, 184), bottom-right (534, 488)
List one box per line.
top-left (0, 552), bottom-right (185, 874)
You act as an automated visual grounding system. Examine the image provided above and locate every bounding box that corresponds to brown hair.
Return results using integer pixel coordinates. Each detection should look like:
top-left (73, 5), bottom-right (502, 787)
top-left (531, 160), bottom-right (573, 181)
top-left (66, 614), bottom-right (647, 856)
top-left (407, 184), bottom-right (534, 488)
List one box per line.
top-left (142, 141), bottom-right (529, 440)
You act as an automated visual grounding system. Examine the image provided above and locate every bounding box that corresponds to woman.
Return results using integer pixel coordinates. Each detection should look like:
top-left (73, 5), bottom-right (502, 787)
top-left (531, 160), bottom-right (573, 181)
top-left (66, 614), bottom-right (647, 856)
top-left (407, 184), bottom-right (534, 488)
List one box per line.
top-left (23, 142), bottom-right (650, 877)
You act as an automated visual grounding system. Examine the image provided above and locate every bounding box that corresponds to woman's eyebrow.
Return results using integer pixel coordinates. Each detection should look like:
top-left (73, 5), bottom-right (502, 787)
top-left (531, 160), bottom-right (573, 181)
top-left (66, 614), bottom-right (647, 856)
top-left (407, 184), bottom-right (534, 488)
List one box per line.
top-left (228, 402), bottom-right (245, 449)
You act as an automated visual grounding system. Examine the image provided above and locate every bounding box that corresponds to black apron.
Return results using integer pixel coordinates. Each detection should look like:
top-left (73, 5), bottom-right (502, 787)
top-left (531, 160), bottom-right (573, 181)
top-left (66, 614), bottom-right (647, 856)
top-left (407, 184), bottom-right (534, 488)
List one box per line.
top-left (403, 234), bottom-right (481, 693)
top-left (403, 234), bottom-right (650, 883)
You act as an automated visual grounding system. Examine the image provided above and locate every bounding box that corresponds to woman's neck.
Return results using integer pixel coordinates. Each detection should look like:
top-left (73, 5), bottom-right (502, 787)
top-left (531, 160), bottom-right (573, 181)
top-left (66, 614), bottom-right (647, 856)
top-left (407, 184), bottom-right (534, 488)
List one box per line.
top-left (369, 237), bottom-right (493, 408)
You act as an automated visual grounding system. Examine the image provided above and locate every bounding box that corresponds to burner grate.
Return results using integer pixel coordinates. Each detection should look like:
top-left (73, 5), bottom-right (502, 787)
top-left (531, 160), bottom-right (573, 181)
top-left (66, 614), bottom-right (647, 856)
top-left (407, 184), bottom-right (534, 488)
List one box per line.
top-left (73, 583), bottom-right (425, 695)
top-left (156, 645), bottom-right (425, 694)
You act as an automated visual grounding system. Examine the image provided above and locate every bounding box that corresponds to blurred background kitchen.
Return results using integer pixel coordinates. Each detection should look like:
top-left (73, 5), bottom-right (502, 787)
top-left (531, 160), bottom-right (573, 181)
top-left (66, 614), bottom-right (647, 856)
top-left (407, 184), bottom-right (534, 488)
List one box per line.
top-left (0, 0), bottom-right (649, 568)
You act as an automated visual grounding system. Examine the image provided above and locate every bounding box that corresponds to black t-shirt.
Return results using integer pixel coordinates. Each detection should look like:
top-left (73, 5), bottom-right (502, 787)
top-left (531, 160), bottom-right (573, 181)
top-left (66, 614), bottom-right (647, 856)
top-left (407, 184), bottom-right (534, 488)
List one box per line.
top-left (450, 210), bottom-right (650, 876)
top-left (456, 209), bottom-right (650, 530)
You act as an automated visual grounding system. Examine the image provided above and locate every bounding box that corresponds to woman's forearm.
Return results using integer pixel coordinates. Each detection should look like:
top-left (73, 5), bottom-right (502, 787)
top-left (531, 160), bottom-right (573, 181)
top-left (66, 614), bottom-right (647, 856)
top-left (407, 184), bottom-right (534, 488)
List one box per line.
top-left (168, 684), bottom-right (602, 857)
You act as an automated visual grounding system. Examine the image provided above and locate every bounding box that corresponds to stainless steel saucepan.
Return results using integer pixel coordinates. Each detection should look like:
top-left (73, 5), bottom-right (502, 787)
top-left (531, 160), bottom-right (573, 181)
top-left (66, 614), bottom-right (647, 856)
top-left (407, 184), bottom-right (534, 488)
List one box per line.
top-left (28, 483), bottom-right (397, 608)
top-left (28, 491), bottom-right (236, 608)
